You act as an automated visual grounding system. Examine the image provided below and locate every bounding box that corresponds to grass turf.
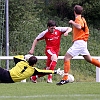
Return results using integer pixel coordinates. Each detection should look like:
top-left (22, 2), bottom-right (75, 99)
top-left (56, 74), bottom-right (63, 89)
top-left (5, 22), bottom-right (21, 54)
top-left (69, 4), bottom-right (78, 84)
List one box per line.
top-left (0, 82), bottom-right (100, 100)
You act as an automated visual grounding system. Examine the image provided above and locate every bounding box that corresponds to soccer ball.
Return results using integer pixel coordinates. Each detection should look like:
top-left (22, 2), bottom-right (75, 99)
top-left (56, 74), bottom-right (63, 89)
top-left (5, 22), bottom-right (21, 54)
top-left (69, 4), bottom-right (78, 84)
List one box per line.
top-left (59, 70), bottom-right (74, 83)
top-left (68, 74), bottom-right (74, 83)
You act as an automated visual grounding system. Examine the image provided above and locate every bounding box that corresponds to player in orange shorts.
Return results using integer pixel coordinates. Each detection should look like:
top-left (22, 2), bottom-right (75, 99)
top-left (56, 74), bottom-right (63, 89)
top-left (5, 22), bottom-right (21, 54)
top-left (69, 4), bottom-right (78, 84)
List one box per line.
top-left (57, 5), bottom-right (100, 85)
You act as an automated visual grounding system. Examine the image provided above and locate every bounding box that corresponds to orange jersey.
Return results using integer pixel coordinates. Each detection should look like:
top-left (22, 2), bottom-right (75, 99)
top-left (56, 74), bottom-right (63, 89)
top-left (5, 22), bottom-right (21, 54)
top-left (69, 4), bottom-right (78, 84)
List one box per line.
top-left (73, 15), bottom-right (89, 42)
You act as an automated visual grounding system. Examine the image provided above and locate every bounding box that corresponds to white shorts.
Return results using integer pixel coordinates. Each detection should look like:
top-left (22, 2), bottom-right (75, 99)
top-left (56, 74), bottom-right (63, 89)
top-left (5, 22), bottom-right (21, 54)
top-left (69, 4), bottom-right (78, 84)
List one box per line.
top-left (67, 40), bottom-right (90, 57)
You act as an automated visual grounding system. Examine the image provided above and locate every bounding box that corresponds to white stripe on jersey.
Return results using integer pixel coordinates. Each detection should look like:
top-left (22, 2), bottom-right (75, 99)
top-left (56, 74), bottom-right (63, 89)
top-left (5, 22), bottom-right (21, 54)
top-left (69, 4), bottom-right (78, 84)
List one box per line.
top-left (36, 27), bottom-right (69, 40)
top-left (55, 27), bottom-right (69, 32)
top-left (36, 29), bottom-right (48, 40)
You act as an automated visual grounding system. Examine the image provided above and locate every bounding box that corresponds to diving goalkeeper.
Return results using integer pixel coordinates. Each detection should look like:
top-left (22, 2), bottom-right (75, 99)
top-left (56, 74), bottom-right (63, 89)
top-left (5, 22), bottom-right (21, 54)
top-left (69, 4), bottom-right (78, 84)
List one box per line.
top-left (0, 54), bottom-right (63, 83)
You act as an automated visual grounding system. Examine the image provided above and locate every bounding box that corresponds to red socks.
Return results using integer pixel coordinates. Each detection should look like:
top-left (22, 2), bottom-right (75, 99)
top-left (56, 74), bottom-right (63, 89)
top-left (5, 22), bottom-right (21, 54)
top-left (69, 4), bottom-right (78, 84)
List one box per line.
top-left (49, 61), bottom-right (57, 70)
top-left (48, 61), bottom-right (57, 80)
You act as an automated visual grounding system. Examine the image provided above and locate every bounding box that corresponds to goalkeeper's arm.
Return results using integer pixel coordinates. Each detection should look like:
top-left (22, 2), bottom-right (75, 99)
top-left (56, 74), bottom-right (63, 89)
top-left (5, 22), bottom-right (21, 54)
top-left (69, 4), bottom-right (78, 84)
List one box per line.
top-left (32, 67), bottom-right (63, 76)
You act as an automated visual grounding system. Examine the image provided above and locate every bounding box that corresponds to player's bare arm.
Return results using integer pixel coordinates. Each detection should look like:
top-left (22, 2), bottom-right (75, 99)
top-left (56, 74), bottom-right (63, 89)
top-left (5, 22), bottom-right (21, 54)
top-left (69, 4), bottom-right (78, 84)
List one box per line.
top-left (69, 20), bottom-right (81, 29)
top-left (29, 39), bottom-right (38, 54)
top-left (64, 27), bottom-right (72, 36)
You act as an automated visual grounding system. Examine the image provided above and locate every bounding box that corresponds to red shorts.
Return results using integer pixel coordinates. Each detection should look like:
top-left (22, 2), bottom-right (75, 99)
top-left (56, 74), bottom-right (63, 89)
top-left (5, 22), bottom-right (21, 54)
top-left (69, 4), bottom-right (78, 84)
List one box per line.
top-left (45, 48), bottom-right (59, 67)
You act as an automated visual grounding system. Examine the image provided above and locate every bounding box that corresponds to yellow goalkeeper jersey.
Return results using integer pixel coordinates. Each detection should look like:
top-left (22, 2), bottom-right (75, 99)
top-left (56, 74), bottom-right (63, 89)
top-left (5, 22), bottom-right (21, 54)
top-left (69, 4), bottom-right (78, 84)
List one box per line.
top-left (9, 55), bottom-right (35, 82)
top-left (9, 55), bottom-right (54, 82)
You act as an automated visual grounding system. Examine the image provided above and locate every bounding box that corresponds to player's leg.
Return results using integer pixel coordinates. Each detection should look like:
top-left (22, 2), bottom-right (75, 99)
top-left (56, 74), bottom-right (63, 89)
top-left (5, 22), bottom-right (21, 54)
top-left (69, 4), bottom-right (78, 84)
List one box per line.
top-left (83, 55), bottom-right (100, 67)
top-left (45, 58), bottom-right (52, 83)
top-left (30, 54), bottom-right (52, 83)
top-left (62, 54), bottom-right (71, 81)
top-left (30, 75), bottom-right (38, 83)
top-left (30, 49), bottom-right (58, 83)
top-left (47, 54), bottom-right (57, 83)
top-left (30, 65), bottom-right (55, 83)
top-left (0, 67), bottom-right (14, 83)
top-left (56, 53), bottom-right (72, 85)
top-left (46, 49), bottom-right (58, 83)
top-left (57, 40), bottom-right (82, 85)
top-left (30, 51), bottom-right (51, 83)
top-left (81, 41), bottom-right (100, 67)
top-left (30, 55), bottom-right (57, 83)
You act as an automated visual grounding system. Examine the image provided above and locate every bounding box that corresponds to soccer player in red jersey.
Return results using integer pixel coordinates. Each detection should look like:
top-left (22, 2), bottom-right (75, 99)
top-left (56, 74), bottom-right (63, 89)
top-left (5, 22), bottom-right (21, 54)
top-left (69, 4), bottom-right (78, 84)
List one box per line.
top-left (29, 20), bottom-right (72, 83)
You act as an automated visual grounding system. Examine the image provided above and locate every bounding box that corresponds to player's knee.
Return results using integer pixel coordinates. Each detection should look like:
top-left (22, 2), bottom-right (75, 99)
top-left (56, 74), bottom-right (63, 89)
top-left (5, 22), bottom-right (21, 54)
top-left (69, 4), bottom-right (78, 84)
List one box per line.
top-left (51, 54), bottom-right (57, 61)
top-left (83, 55), bottom-right (92, 63)
top-left (85, 58), bottom-right (91, 63)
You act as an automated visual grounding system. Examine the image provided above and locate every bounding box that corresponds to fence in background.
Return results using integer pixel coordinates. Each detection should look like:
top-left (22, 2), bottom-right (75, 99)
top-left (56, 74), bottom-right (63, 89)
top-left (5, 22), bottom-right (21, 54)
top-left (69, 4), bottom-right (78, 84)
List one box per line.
top-left (0, 56), bottom-right (100, 82)
top-left (0, 0), bottom-right (5, 64)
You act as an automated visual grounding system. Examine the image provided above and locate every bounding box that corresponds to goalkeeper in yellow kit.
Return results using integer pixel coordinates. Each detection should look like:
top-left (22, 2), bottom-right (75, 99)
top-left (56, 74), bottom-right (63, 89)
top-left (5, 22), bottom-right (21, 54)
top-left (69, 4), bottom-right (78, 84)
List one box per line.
top-left (0, 54), bottom-right (63, 83)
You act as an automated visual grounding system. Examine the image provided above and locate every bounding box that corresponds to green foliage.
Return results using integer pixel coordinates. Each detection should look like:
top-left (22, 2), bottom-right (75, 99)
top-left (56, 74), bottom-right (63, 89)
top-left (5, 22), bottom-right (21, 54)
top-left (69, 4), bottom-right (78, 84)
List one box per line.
top-left (44, 0), bottom-right (100, 28)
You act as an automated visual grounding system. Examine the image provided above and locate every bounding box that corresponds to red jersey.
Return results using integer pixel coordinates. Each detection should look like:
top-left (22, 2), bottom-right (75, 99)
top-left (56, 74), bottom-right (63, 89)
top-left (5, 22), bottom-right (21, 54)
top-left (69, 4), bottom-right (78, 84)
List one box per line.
top-left (36, 27), bottom-right (68, 53)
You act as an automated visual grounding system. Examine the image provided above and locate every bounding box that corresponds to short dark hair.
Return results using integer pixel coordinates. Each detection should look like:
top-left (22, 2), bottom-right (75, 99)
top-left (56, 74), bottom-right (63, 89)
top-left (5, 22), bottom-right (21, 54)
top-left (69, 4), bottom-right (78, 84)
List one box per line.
top-left (28, 56), bottom-right (37, 66)
top-left (74, 5), bottom-right (83, 14)
top-left (47, 20), bottom-right (56, 27)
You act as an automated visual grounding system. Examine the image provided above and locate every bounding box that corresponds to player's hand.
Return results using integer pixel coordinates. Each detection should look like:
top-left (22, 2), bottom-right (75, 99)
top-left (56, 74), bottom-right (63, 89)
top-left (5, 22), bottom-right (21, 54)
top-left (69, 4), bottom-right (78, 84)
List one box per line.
top-left (64, 32), bottom-right (68, 36)
top-left (69, 20), bottom-right (74, 24)
top-left (28, 49), bottom-right (34, 55)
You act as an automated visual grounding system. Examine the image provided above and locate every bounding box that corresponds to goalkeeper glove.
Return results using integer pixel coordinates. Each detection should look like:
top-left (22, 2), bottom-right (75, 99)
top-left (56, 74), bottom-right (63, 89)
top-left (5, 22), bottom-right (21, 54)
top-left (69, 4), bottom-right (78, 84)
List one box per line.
top-left (54, 68), bottom-right (64, 76)
top-left (24, 54), bottom-right (33, 61)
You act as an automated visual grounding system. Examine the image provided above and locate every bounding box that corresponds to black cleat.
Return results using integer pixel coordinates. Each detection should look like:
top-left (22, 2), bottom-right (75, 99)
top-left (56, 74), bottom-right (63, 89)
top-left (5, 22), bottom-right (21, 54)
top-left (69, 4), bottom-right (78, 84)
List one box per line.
top-left (56, 80), bottom-right (69, 85)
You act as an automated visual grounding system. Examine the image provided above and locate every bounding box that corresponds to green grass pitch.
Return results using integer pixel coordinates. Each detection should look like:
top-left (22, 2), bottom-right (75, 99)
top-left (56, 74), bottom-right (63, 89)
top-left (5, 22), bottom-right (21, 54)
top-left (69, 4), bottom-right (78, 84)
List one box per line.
top-left (0, 82), bottom-right (100, 100)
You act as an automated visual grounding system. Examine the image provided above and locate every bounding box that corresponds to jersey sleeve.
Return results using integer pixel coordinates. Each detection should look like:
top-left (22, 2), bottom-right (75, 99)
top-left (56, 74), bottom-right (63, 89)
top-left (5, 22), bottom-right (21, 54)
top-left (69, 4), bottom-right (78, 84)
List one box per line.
top-left (32, 67), bottom-right (54, 76)
top-left (55, 27), bottom-right (69, 33)
top-left (36, 29), bottom-right (48, 41)
top-left (13, 55), bottom-right (25, 65)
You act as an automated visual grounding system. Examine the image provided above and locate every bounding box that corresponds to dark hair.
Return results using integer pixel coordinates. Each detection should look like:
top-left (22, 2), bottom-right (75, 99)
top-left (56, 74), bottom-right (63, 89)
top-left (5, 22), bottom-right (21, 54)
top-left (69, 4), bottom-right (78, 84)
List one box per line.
top-left (28, 56), bottom-right (37, 66)
top-left (47, 20), bottom-right (56, 27)
top-left (74, 5), bottom-right (83, 14)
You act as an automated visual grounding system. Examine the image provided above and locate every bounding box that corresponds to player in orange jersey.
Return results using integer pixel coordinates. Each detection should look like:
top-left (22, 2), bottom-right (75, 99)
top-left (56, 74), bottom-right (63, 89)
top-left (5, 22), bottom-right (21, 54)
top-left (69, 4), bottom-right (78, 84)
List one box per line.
top-left (57, 5), bottom-right (100, 85)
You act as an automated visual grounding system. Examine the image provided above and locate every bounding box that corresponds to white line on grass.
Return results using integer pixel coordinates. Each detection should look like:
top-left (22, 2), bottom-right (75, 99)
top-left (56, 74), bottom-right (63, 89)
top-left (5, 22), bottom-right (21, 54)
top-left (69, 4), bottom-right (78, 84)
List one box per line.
top-left (0, 94), bottom-right (100, 98)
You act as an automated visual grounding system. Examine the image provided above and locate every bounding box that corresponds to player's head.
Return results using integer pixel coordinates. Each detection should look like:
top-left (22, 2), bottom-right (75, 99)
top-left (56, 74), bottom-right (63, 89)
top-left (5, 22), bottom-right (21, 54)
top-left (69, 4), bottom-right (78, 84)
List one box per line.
top-left (28, 56), bottom-right (37, 66)
top-left (47, 20), bottom-right (56, 33)
top-left (74, 5), bottom-right (83, 15)
top-left (47, 20), bottom-right (56, 27)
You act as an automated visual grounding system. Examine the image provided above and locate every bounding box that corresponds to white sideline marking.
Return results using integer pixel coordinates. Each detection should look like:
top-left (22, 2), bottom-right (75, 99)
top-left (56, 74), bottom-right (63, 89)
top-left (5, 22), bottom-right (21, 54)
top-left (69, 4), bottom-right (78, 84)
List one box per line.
top-left (0, 94), bottom-right (100, 98)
